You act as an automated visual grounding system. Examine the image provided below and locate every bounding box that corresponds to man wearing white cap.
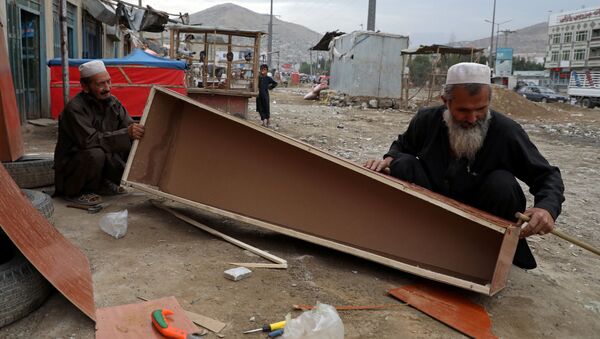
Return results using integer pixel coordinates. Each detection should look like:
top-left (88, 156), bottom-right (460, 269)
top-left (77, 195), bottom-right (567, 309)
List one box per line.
top-left (53, 59), bottom-right (145, 205)
top-left (364, 62), bottom-right (564, 269)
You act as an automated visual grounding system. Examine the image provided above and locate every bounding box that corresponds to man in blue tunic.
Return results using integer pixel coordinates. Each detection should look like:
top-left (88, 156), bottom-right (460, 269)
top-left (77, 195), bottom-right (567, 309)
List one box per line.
top-left (364, 63), bottom-right (565, 269)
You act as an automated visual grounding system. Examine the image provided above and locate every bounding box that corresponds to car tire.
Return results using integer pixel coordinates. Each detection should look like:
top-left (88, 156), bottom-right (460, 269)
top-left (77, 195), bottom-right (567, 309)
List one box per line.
top-left (581, 98), bottom-right (592, 108)
top-left (2, 155), bottom-right (54, 188)
top-left (0, 190), bottom-right (54, 328)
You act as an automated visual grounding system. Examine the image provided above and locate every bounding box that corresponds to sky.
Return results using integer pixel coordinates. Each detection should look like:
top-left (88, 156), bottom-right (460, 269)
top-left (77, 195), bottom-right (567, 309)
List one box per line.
top-left (142, 0), bottom-right (600, 45)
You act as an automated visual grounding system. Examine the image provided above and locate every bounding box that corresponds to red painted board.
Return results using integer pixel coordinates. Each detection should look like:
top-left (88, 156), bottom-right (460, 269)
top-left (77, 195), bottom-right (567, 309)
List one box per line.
top-left (0, 163), bottom-right (95, 320)
top-left (0, 22), bottom-right (24, 161)
top-left (389, 284), bottom-right (497, 339)
top-left (96, 296), bottom-right (199, 339)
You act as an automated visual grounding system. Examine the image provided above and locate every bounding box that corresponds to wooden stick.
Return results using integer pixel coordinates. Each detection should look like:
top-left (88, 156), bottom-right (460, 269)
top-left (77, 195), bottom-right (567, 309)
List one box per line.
top-left (154, 202), bottom-right (288, 268)
top-left (515, 212), bottom-right (600, 257)
top-left (293, 303), bottom-right (406, 311)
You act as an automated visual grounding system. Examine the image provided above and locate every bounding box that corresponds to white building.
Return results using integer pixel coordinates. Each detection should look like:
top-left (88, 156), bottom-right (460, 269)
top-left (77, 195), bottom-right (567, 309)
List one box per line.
top-left (545, 6), bottom-right (600, 90)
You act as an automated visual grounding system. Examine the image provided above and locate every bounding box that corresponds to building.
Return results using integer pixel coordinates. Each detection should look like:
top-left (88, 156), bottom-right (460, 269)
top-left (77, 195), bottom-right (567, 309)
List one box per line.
top-left (329, 31), bottom-right (409, 99)
top-left (0, 0), bottom-right (167, 122)
top-left (545, 6), bottom-right (600, 91)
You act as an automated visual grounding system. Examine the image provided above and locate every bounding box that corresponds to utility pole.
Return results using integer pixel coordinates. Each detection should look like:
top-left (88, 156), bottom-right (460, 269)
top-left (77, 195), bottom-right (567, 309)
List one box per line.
top-left (267, 0), bottom-right (273, 68)
top-left (59, 0), bottom-right (69, 106)
top-left (367, 0), bottom-right (376, 31)
top-left (489, 0), bottom-right (496, 70)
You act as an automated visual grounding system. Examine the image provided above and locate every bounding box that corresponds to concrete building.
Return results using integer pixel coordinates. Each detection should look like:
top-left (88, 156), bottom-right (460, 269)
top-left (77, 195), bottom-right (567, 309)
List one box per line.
top-left (545, 6), bottom-right (600, 91)
top-left (329, 31), bottom-right (409, 99)
top-left (0, 0), bottom-right (137, 121)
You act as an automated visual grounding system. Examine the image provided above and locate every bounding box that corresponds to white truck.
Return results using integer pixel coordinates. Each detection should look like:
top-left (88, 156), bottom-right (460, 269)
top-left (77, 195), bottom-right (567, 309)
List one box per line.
top-left (567, 71), bottom-right (600, 108)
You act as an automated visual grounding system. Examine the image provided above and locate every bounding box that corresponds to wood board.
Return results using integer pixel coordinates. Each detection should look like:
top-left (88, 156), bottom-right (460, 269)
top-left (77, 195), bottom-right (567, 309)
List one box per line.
top-left (0, 21), bottom-right (24, 161)
top-left (0, 164), bottom-right (95, 320)
top-left (96, 296), bottom-right (198, 338)
top-left (122, 86), bottom-right (520, 295)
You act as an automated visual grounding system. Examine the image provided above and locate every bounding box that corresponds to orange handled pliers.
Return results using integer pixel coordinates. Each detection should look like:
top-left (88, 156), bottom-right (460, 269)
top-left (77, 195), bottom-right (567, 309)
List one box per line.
top-left (151, 309), bottom-right (204, 339)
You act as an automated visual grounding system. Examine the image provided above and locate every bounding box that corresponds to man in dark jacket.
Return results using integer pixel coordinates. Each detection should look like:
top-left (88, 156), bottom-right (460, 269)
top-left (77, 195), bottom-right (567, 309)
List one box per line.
top-left (364, 63), bottom-right (564, 269)
top-left (256, 64), bottom-right (277, 127)
top-left (54, 60), bottom-right (144, 205)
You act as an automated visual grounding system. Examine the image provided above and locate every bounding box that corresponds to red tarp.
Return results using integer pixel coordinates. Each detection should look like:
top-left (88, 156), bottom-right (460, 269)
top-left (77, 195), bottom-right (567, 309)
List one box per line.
top-left (49, 53), bottom-right (187, 119)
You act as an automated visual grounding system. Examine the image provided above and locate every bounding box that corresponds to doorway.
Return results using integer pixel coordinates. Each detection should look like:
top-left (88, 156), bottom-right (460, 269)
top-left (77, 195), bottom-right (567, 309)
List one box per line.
top-left (19, 10), bottom-right (42, 119)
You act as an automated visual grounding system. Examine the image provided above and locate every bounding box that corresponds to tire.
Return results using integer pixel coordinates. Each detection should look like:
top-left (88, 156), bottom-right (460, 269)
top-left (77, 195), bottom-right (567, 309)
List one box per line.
top-left (0, 252), bottom-right (51, 328)
top-left (2, 155), bottom-right (54, 188)
top-left (581, 98), bottom-right (592, 109)
top-left (0, 189), bottom-right (54, 328)
top-left (22, 189), bottom-right (54, 220)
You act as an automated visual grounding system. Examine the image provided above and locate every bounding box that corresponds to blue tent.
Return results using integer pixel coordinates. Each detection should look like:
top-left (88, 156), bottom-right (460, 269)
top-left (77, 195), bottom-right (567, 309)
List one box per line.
top-left (48, 49), bottom-right (186, 70)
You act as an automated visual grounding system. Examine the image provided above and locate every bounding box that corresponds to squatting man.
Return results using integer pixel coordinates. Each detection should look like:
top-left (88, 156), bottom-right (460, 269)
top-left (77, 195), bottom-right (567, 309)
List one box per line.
top-left (54, 60), bottom-right (145, 206)
top-left (364, 62), bottom-right (565, 269)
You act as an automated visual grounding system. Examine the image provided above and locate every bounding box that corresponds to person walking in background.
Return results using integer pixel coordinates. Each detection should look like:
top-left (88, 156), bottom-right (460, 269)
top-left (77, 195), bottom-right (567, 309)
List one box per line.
top-left (256, 64), bottom-right (278, 127)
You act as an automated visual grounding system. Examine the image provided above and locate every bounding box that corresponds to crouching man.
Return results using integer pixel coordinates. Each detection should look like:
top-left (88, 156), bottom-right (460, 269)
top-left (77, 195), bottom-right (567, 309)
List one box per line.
top-left (54, 60), bottom-right (144, 205)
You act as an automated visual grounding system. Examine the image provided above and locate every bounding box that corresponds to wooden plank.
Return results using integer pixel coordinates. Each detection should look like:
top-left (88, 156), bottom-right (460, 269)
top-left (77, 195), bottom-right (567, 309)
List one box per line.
top-left (96, 296), bottom-right (198, 338)
top-left (0, 22), bottom-right (24, 161)
top-left (122, 87), bottom-right (519, 295)
top-left (155, 202), bottom-right (288, 268)
top-left (0, 164), bottom-right (95, 320)
top-left (185, 310), bottom-right (227, 333)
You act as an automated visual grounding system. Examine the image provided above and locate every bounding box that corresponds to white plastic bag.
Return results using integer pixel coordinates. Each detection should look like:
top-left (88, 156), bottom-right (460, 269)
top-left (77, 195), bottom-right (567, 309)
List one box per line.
top-left (282, 302), bottom-right (344, 339)
top-left (99, 209), bottom-right (128, 239)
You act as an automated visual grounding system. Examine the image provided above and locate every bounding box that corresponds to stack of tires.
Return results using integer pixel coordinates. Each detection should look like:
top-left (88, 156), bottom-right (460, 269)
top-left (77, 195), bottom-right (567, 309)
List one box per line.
top-left (0, 154), bottom-right (54, 328)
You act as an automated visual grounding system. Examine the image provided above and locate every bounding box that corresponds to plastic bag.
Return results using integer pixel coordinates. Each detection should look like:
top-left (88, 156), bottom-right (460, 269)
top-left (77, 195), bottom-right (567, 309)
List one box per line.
top-left (282, 302), bottom-right (344, 339)
top-left (99, 210), bottom-right (128, 239)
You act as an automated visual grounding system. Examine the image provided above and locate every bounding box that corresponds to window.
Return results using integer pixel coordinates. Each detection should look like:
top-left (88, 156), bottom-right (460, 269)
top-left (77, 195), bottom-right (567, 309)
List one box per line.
top-left (552, 34), bottom-right (561, 44)
top-left (592, 29), bottom-right (600, 40)
top-left (550, 51), bottom-right (559, 61)
top-left (562, 50), bottom-right (570, 61)
top-left (590, 47), bottom-right (600, 59)
top-left (564, 32), bottom-right (573, 43)
top-left (575, 30), bottom-right (588, 42)
top-left (573, 49), bottom-right (586, 60)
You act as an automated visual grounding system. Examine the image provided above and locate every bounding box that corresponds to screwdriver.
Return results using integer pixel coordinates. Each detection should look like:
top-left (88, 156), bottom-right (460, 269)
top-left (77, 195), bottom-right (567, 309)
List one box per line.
top-left (243, 320), bottom-right (286, 334)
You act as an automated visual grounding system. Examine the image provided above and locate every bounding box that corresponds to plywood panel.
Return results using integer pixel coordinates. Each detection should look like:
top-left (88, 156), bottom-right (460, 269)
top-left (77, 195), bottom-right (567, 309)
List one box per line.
top-left (124, 87), bottom-right (520, 294)
top-left (0, 22), bottom-right (24, 161)
top-left (96, 296), bottom-right (198, 338)
top-left (0, 164), bottom-right (95, 320)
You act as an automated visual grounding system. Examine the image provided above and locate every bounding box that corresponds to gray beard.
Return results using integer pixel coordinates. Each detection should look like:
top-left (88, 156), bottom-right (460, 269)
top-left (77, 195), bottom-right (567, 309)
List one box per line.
top-left (443, 109), bottom-right (491, 161)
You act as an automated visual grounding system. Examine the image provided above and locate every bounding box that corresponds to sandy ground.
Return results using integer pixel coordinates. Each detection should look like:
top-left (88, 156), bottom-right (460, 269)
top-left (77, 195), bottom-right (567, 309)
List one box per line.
top-left (1, 87), bottom-right (599, 338)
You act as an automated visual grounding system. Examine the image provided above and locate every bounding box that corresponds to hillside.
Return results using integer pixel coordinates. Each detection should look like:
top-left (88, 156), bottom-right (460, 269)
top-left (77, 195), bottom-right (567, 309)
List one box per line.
top-left (189, 3), bottom-right (323, 66)
top-left (452, 22), bottom-right (548, 59)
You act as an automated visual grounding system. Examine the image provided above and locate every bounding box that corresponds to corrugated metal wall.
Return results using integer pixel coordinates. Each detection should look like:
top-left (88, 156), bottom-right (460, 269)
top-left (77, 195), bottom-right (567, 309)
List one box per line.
top-left (330, 31), bottom-right (409, 98)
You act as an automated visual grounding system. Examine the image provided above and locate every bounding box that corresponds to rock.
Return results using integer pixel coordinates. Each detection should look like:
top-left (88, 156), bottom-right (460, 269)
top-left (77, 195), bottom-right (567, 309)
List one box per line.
top-left (224, 267), bottom-right (252, 281)
top-left (361, 102), bottom-right (368, 109)
top-left (368, 99), bottom-right (378, 108)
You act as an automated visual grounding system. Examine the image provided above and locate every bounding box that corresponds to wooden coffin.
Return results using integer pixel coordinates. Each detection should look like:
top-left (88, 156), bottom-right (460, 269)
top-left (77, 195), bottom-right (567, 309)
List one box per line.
top-left (122, 87), bottom-right (519, 296)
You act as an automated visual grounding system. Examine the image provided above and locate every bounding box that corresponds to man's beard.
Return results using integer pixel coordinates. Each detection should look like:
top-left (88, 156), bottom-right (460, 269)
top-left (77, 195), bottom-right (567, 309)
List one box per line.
top-left (443, 109), bottom-right (491, 161)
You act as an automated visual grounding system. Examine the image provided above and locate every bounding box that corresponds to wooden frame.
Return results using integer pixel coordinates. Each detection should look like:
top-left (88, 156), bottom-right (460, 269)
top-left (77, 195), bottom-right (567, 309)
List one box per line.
top-left (122, 87), bottom-right (520, 296)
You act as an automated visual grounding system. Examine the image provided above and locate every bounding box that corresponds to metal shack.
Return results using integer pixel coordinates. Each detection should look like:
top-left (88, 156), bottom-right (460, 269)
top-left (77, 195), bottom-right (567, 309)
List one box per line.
top-left (329, 31), bottom-right (409, 98)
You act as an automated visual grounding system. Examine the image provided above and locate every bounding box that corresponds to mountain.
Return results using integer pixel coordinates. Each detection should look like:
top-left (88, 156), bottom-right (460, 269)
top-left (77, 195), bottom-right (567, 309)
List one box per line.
top-left (452, 22), bottom-right (548, 60)
top-left (188, 3), bottom-right (323, 66)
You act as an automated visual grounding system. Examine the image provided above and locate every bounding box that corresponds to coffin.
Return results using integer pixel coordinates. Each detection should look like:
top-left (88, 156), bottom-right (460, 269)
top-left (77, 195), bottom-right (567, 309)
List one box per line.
top-left (122, 87), bottom-right (519, 296)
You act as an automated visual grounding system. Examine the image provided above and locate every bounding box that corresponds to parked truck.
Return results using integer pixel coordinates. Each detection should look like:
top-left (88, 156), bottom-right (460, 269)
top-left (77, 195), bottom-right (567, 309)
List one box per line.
top-left (568, 71), bottom-right (600, 108)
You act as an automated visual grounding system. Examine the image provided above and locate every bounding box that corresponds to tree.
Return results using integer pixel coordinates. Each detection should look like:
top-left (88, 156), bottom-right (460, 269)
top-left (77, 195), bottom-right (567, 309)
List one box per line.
top-left (409, 55), bottom-right (432, 86)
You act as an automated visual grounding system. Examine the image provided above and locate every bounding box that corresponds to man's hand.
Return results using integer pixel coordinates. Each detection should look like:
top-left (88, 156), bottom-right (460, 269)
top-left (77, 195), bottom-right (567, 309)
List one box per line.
top-left (128, 123), bottom-right (145, 140)
top-left (517, 207), bottom-right (555, 238)
top-left (363, 157), bottom-right (393, 174)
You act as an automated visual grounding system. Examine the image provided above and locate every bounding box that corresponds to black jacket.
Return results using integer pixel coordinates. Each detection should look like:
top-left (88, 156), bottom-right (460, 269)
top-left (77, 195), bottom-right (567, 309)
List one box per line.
top-left (385, 105), bottom-right (565, 219)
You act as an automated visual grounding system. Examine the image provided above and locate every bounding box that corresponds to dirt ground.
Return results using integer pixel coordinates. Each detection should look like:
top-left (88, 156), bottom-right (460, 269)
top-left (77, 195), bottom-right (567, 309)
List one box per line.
top-left (1, 86), bottom-right (599, 338)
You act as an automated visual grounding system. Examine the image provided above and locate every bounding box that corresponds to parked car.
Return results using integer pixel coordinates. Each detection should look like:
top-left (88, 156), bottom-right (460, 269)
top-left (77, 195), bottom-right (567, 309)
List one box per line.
top-left (517, 86), bottom-right (568, 103)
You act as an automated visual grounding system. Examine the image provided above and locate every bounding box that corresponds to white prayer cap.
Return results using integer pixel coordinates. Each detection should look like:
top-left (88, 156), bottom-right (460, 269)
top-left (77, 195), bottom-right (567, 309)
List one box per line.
top-left (446, 62), bottom-right (490, 85)
top-left (79, 60), bottom-right (107, 78)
